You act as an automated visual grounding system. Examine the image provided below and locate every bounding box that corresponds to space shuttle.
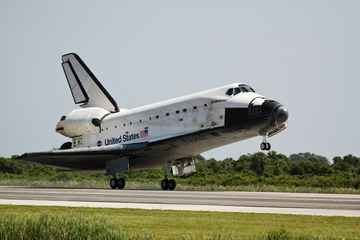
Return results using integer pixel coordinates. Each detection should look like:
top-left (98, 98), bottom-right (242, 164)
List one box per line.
top-left (18, 53), bottom-right (289, 190)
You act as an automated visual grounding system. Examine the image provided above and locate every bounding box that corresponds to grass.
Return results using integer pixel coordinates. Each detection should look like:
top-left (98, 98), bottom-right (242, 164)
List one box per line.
top-left (1, 179), bottom-right (360, 194)
top-left (0, 179), bottom-right (159, 189)
top-left (0, 211), bottom-right (153, 240)
top-left (176, 184), bottom-right (360, 195)
top-left (0, 205), bottom-right (359, 239)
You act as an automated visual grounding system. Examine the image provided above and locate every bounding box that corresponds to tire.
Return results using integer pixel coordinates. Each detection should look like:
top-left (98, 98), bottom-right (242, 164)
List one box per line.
top-left (110, 178), bottom-right (117, 189)
top-left (161, 179), bottom-right (169, 190)
top-left (266, 142), bottom-right (271, 151)
top-left (168, 179), bottom-right (176, 190)
top-left (60, 142), bottom-right (72, 150)
top-left (260, 142), bottom-right (266, 151)
top-left (117, 178), bottom-right (125, 189)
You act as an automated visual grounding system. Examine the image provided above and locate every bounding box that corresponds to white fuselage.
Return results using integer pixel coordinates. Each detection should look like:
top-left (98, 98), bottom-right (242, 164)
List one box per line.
top-left (61, 84), bottom-right (258, 148)
top-left (55, 83), bottom-right (286, 170)
top-left (19, 52), bottom-right (288, 177)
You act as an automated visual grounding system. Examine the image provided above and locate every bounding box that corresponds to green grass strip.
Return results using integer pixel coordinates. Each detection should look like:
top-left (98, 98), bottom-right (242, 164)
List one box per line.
top-left (0, 205), bottom-right (359, 239)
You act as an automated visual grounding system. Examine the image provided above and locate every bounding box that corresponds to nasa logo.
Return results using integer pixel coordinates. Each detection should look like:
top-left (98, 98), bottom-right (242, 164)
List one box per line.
top-left (97, 140), bottom-right (102, 147)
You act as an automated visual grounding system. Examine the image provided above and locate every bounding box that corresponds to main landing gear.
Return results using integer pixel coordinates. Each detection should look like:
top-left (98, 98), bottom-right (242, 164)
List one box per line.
top-left (161, 162), bottom-right (177, 190)
top-left (260, 136), bottom-right (271, 151)
top-left (110, 173), bottom-right (125, 189)
top-left (161, 179), bottom-right (176, 190)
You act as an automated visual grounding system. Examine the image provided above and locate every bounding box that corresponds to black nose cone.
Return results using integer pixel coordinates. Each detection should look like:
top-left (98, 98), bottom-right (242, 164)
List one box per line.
top-left (276, 106), bottom-right (289, 123)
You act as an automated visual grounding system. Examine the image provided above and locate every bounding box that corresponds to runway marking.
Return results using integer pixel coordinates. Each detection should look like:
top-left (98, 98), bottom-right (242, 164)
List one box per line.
top-left (1, 199), bottom-right (360, 217)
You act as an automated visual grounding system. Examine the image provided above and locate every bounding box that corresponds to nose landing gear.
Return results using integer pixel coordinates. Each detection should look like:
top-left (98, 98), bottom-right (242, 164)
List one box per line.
top-left (260, 142), bottom-right (271, 151)
top-left (260, 136), bottom-right (271, 151)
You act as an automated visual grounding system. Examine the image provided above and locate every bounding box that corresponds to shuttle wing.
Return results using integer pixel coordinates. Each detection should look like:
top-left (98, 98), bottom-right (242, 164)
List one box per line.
top-left (62, 53), bottom-right (119, 113)
top-left (18, 131), bottom-right (207, 172)
top-left (18, 142), bottom-right (148, 170)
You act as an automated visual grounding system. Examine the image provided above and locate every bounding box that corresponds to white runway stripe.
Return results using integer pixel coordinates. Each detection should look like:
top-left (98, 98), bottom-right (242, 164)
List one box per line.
top-left (1, 199), bottom-right (360, 217)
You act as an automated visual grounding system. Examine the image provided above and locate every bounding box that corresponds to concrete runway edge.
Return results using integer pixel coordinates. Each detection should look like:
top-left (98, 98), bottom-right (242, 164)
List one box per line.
top-left (1, 199), bottom-right (360, 217)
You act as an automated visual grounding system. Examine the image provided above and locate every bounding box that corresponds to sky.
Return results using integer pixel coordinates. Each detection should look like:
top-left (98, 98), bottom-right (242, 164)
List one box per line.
top-left (1, 1), bottom-right (359, 162)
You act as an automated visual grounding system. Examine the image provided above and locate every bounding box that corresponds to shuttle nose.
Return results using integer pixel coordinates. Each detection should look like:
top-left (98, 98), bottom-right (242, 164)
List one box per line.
top-left (275, 106), bottom-right (289, 124)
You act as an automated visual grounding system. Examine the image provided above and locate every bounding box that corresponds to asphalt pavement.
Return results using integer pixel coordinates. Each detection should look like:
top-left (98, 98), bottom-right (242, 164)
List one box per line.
top-left (1, 186), bottom-right (359, 216)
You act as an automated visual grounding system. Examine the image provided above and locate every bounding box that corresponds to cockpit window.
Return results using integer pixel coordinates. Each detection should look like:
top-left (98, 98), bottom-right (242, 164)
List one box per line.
top-left (238, 84), bottom-right (256, 93)
top-left (240, 87), bottom-right (249, 92)
top-left (225, 88), bottom-right (233, 96)
top-left (226, 85), bottom-right (255, 96)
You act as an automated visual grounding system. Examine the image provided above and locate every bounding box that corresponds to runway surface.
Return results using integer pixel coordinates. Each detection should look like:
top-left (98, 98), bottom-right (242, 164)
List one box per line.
top-left (1, 186), bottom-right (360, 217)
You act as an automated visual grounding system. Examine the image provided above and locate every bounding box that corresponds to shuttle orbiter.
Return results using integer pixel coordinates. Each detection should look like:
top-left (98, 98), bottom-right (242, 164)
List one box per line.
top-left (18, 53), bottom-right (289, 190)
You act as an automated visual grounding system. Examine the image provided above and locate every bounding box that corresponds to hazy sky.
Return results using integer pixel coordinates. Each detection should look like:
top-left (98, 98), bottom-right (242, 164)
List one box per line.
top-left (1, 1), bottom-right (359, 162)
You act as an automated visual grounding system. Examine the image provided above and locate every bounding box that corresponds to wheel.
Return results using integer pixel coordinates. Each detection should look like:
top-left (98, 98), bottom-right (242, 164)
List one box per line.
top-left (260, 142), bottom-right (266, 151)
top-left (161, 179), bottom-right (169, 190)
top-left (60, 142), bottom-right (72, 150)
top-left (266, 142), bottom-right (271, 151)
top-left (168, 179), bottom-right (176, 190)
top-left (117, 178), bottom-right (125, 189)
top-left (110, 178), bottom-right (117, 189)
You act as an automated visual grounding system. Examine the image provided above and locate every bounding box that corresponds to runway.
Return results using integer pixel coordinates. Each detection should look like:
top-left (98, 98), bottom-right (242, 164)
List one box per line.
top-left (1, 186), bottom-right (360, 217)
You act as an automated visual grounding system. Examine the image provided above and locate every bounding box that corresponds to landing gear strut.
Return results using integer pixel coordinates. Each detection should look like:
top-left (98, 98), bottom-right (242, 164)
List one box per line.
top-left (260, 136), bottom-right (271, 151)
top-left (110, 173), bottom-right (125, 189)
top-left (161, 162), bottom-right (176, 190)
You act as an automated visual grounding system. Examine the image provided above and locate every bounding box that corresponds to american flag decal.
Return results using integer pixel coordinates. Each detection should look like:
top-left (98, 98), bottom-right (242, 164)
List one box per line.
top-left (140, 129), bottom-right (148, 138)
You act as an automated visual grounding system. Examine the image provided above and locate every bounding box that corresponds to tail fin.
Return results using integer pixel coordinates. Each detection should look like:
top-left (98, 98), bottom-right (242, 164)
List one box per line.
top-left (61, 53), bottom-right (119, 113)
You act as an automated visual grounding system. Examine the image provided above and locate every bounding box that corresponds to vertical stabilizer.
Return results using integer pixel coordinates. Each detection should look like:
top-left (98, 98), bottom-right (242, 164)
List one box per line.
top-left (61, 53), bottom-right (119, 113)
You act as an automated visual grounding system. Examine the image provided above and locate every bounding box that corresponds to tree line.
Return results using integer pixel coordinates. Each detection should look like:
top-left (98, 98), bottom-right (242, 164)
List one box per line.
top-left (177, 152), bottom-right (360, 189)
top-left (1, 152), bottom-right (360, 189)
